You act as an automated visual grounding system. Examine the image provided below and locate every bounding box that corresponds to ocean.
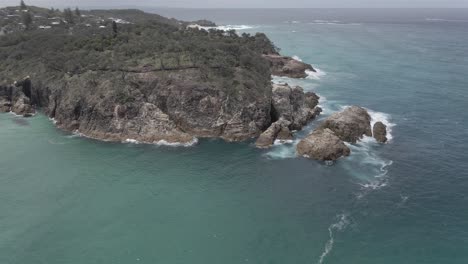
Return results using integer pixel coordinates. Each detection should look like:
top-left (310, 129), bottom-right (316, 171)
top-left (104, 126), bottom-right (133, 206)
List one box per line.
top-left (1, 8), bottom-right (468, 264)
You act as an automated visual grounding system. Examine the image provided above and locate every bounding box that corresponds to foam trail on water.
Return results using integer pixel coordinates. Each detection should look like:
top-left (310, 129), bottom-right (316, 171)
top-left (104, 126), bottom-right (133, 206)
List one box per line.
top-left (317, 214), bottom-right (350, 264)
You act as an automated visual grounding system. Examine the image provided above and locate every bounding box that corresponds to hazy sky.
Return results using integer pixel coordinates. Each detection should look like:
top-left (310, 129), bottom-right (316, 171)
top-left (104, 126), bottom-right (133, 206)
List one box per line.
top-left (2, 0), bottom-right (468, 8)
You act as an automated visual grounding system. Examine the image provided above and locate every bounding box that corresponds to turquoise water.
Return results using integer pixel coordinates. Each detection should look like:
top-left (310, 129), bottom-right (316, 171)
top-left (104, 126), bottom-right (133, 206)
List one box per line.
top-left (1, 9), bottom-right (468, 264)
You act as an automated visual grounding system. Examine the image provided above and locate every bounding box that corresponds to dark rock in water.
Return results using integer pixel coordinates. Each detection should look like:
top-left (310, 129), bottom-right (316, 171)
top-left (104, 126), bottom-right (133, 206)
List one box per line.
top-left (255, 119), bottom-right (292, 148)
top-left (373, 121), bottom-right (388, 143)
top-left (271, 83), bottom-right (321, 131)
top-left (297, 128), bottom-right (351, 161)
top-left (12, 118), bottom-right (29, 126)
top-left (319, 106), bottom-right (372, 143)
top-left (263, 54), bottom-right (316, 78)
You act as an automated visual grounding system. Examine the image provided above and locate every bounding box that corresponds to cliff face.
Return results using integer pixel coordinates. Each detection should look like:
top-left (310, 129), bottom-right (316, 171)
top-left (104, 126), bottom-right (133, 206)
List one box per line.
top-left (24, 68), bottom-right (270, 144)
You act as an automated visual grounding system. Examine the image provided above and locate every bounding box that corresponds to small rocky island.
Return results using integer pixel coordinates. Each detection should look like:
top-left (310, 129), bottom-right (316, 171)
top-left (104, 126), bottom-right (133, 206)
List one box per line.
top-left (0, 3), bottom-right (387, 161)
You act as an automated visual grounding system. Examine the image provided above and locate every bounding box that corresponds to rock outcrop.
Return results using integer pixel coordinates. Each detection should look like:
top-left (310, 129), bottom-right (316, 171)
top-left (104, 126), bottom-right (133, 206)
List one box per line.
top-left (263, 54), bottom-right (316, 78)
top-left (255, 118), bottom-right (292, 148)
top-left (373, 121), bottom-right (388, 143)
top-left (0, 82), bottom-right (35, 116)
top-left (297, 128), bottom-right (350, 161)
top-left (255, 83), bottom-right (321, 148)
top-left (319, 106), bottom-right (372, 143)
top-left (271, 83), bottom-right (321, 130)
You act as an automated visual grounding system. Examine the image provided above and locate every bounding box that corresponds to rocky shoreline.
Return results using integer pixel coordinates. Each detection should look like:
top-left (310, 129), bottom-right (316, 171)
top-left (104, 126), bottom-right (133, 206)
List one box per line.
top-left (0, 55), bottom-right (388, 162)
top-left (0, 6), bottom-right (390, 162)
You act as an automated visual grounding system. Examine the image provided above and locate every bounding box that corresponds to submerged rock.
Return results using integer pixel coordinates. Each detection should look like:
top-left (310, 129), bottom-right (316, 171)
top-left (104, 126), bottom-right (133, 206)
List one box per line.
top-left (319, 106), bottom-right (372, 143)
top-left (297, 128), bottom-right (350, 161)
top-left (373, 121), bottom-right (388, 143)
top-left (263, 54), bottom-right (316, 78)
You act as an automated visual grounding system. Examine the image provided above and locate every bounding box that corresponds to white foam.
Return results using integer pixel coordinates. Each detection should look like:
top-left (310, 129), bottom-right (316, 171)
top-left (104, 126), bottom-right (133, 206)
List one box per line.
top-left (155, 138), bottom-right (199, 147)
top-left (366, 108), bottom-right (396, 143)
top-left (317, 214), bottom-right (349, 264)
top-left (264, 139), bottom-right (300, 159)
top-left (49, 117), bottom-right (57, 124)
top-left (306, 68), bottom-right (327, 80)
top-left (124, 138), bottom-right (140, 144)
top-left (292, 55), bottom-right (303, 61)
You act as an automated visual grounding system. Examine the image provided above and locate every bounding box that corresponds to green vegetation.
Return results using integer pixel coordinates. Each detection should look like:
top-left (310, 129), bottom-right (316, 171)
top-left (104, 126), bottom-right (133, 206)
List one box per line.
top-left (0, 7), bottom-right (278, 95)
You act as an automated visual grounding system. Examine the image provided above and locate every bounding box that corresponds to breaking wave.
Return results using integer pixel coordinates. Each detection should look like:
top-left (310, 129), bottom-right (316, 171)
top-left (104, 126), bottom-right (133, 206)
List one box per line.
top-left (306, 68), bottom-right (327, 80)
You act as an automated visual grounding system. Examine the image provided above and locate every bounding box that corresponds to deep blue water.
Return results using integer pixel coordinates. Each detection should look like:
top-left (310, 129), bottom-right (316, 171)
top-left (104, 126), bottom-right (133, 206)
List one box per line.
top-left (1, 8), bottom-right (468, 264)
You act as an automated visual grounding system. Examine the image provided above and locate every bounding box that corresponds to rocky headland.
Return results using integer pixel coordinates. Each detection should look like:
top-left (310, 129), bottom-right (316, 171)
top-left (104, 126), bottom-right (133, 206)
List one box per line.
top-left (0, 6), bottom-right (318, 145)
top-left (0, 5), bottom-right (389, 161)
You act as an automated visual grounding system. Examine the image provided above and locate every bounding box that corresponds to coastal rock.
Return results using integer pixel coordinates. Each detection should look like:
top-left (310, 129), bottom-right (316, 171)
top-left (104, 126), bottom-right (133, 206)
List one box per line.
top-left (11, 92), bottom-right (34, 117)
top-left (271, 83), bottom-right (321, 130)
top-left (373, 121), bottom-right (388, 143)
top-left (255, 119), bottom-right (292, 148)
top-left (0, 99), bottom-right (11, 112)
top-left (297, 128), bottom-right (350, 161)
top-left (263, 54), bottom-right (316, 78)
top-left (41, 68), bottom-right (272, 144)
top-left (319, 106), bottom-right (372, 143)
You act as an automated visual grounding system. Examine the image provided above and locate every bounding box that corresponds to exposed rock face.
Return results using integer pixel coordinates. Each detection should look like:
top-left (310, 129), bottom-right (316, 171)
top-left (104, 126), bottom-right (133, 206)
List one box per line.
top-left (271, 83), bottom-right (321, 130)
top-left (25, 69), bottom-right (272, 144)
top-left (255, 119), bottom-right (292, 148)
top-left (255, 83), bottom-right (321, 148)
top-left (373, 121), bottom-right (388, 143)
top-left (297, 128), bottom-right (350, 161)
top-left (11, 93), bottom-right (34, 117)
top-left (319, 106), bottom-right (372, 143)
top-left (0, 99), bottom-right (11, 112)
top-left (0, 83), bottom-right (34, 116)
top-left (263, 54), bottom-right (316, 78)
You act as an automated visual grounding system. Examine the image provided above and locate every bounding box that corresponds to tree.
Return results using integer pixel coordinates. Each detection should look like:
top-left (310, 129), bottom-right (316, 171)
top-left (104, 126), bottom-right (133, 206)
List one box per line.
top-left (64, 8), bottom-right (74, 24)
top-left (20, 0), bottom-right (27, 10)
top-left (74, 7), bottom-right (81, 17)
top-left (112, 21), bottom-right (118, 37)
top-left (22, 11), bottom-right (32, 30)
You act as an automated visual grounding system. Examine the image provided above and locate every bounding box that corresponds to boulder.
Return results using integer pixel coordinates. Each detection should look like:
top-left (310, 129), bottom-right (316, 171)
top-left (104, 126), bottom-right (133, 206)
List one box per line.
top-left (297, 128), bottom-right (350, 161)
top-left (11, 93), bottom-right (34, 117)
top-left (0, 99), bottom-right (11, 112)
top-left (255, 119), bottom-right (292, 148)
top-left (319, 106), bottom-right (371, 143)
top-left (263, 54), bottom-right (316, 78)
top-left (271, 83), bottom-right (321, 130)
top-left (373, 121), bottom-right (388, 143)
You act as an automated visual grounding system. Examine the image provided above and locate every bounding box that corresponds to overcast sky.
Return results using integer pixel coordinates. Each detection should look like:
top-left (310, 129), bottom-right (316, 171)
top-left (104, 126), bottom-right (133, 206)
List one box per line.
top-left (2, 0), bottom-right (468, 8)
